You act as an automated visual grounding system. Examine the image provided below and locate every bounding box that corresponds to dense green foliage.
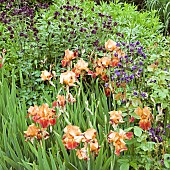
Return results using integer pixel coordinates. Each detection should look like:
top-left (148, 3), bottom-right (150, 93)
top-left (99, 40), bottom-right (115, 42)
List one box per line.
top-left (0, 0), bottom-right (170, 169)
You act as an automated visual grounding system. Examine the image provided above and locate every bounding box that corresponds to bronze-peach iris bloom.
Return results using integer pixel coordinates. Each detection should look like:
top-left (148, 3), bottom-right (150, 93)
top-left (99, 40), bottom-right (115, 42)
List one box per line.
top-left (82, 128), bottom-right (96, 142)
top-left (28, 104), bottom-right (57, 128)
top-left (135, 106), bottom-right (152, 130)
top-left (52, 95), bottom-right (66, 108)
top-left (62, 125), bottom-right (84, 150)
top-left (76, 147), bottom-right (88, 160)
top-left (60, 70), bottom-right (76, 86)
top-left (61, 49), bottom-right (78, 67)
top-left (109, 110), bottom-right (124, 128)
top-left (24, 123), bottom-right (49, 142)
top-left (41, 70), bottom-right (53, 81)
top-left (105, 39), bottom-right (117, 51)
top-left (97, 57), bottom-right (111, 67)
top-left (108, 129), bottom-right (133, 156)
top-left (72, 58), bottom-right (89, 77)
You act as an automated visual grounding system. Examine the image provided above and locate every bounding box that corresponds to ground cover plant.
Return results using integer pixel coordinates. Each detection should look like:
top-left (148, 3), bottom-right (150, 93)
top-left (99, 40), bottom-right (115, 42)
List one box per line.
top-left (0, 0), bottom-right (170, 169)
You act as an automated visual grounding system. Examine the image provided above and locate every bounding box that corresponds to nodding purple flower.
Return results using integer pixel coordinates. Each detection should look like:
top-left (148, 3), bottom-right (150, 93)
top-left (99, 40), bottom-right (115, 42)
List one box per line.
top-left (149, 128), bottom-right (155, 136)
top-left (7, 26), bottom-right (12, 31)
top-left (116, 42), bottom-right (120, 47)
top-left (141, 92), bottom-right (148, 98)
top-left (98, 13), bottom-right (104, 17)
top-left (166, 124), bottom-right (170, 129)
top-left (114, 53), bottom-right (118, 57)
top-left (132, 65), bottom-right (137, 71)
top-left (136, 41), bottom-right (140, 45)
top-left (137, 48), bottom-right (142, 55)
top-left (91, 30), bottom-right (96, 34)
top-left (141, 52), bottom-right (146, 59)
top-left (118, 63), bottom-right (122, 67)
top-left (156, 136), bottom-right (163, 143)
top-left (122, 42), bottom-right (126, 46)
top-left (138, 68), bottom-right (143, 73)
top-left (130, 74), bottom-right (135, 80)
top-left (121, 99), bottom-right (126, 104)
top-left (116, 71), bottom-right (121, 77)
top-left (120, 77), bottom-right (124, 81)
top-left (139, 61), bottom-right (143, 66)
top-left (111, 76), bottom-right (115, 81)
top-left (114, 22), bottom-right (118, 26)
top-left (130, 43), bottom-right (134, 47)
top-left (130, 48), bottom-right (134, 52)
top-left (105, 83), bottom-right (109, 87)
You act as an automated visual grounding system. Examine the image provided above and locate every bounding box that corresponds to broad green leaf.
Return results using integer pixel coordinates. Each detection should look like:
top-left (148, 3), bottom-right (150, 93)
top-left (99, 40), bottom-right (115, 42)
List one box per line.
top-left (134, 126), bottom-right (142, 137)
top-left (120, 162), bottom-right (129, 170)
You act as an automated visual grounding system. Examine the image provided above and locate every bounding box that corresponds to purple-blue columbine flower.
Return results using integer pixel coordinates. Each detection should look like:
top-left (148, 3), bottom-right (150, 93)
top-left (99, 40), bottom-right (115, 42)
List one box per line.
top-left (122, 42), bottom-right (126, 46)
top-left (116, 42), bottom-right (120, 47)
top-left (130, 74), bottom-right (135, 80)
top-left (111, 75), bottom-right (114, 81)
top-left (133, 91), bottom-right (138, 96)
top-left (116, 72), bottom-right (121, 76)
top-left (138, 68), bottom-right (143, 73)
top-left (132, 65), bottom-right (137, 71)
top-left (139, 61), bottom-right (143, 66)
top-left (141, 92), bottom-right (148, 98)
top-left (166, 124), bottom-right (170, 129)
top-left (136, 41), bottom-right (140, 45)
top-left (105, 83), bottom-right (109, 87)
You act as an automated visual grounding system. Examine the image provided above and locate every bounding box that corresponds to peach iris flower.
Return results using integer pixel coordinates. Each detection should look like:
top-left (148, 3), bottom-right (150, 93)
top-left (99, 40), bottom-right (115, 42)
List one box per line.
top-left (82, 128), bottom-right (96, 142)
top-left (52, 95), bottom-right (66, 108)
top-left (76, 147), bottom-right (88, 160)
top-left (41, 70), bottom-right (53, 81)
top-left (108, 129), bottom-right (133, 156)
top-left (62, 125), bottom-right (84, 150)
top-left (60, 70), bottom-right (76, 86)
top-left (109, 110), bottom-right (124, 128)
top-left (76, 128), bottom-right (100, 160)
top-left (24, 123), bottom-right (49, 142)
top-left (28, 104), bottom-right (57, 128)
top-left (105, 39), bottom-right (117, 51)
top-left (97, 57), bottom-right (111, 67)
top-left (72, 58), bottom-right (89, 77)
top-left (61, 49), bottom-right (78, 67)
top-left (135, 106), bottom-right (152, 130)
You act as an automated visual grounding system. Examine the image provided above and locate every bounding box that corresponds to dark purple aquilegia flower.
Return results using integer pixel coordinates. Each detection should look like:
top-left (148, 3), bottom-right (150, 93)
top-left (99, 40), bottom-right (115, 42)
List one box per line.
top-left (149, 123), bottom-right (170, 143)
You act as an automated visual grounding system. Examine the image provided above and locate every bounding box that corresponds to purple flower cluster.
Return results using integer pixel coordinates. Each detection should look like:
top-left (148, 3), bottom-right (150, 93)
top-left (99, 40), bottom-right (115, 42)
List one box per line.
top-left (149, 124), bottom-right (170, 143)
top-left (110, 40), bottom-right (148, 90)
top-left (52, 2), bottom-right (120, 53)
top-left (0, 0), bottom-right (50, 41)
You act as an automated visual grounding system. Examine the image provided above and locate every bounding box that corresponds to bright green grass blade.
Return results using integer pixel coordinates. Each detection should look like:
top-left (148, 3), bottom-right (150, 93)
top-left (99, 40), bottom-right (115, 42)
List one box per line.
top-left (41, 146), bottom-right (51, 170)
top-left (54, 131), bottom-right (69, 163)
top-left (49, 151), bottom-right (58, 170)
top-left (102, 156), bottom-right (112, 170)
top-left (37, 146), bottom-right (44, 170)
top-left (20, 160), bottom-right (33, 170)
top-left (2, 155), bottom-right (20, 169)
top-left (95, 144), bottom-right (105, 170)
